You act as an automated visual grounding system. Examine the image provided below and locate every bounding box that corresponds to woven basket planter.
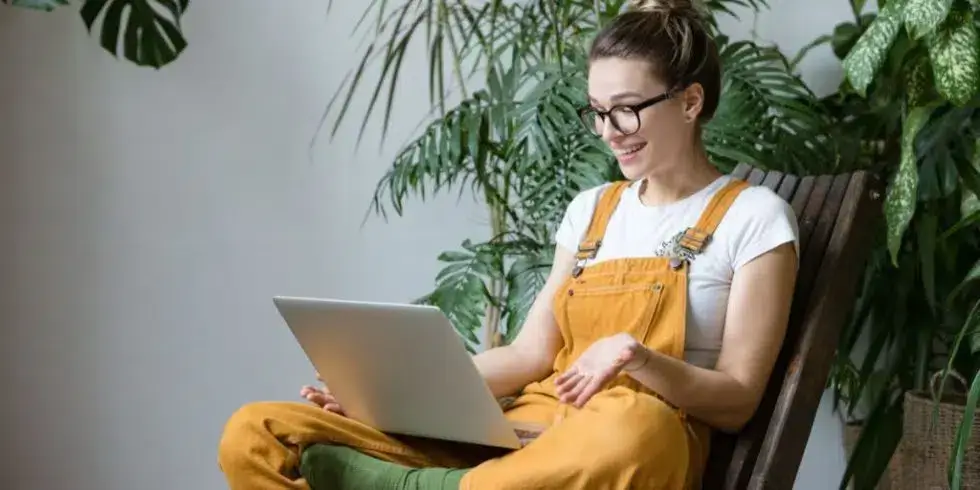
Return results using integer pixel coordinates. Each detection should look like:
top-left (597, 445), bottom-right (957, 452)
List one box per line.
top-left (897, 372), bottom-right (980, 489)
top-left (843, 421), bottom-right (899, 489)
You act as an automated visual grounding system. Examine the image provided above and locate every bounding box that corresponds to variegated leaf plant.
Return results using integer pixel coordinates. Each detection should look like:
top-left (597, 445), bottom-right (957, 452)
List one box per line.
top-left (842, 0), bottom-right (978, 262)
top-left (814, 0), bottom-right (980, 488)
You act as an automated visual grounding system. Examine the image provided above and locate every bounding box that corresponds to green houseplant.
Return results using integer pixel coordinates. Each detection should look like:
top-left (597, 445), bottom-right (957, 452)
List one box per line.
top-left (318, 0), bottom-right (840, 352)
top-left (1, 0), bottom-right (190, 68)
top-left (789, 0), bottom-right (980, 488)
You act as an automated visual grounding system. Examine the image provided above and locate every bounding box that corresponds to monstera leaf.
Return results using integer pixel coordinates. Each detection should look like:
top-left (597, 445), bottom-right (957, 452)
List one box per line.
top-left (2, 0), bottom-right (190, 68)
top-left (80, 0), bottom-right (189, 68)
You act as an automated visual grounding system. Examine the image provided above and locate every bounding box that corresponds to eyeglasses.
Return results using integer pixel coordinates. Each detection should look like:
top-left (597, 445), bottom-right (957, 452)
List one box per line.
top-left (578, 91), bottom-right (674, 136)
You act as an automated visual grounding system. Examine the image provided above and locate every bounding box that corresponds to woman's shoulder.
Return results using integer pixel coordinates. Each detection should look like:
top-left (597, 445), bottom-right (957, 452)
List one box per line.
top-left (571, 181), bottom-right (622, 201)
top-left (719, 181), bottom-right (800, 270)
top-left (555, 181), bottom-right (629, 252)
top-left (727, 182), bottom-right (799, 225)
top-left (563, 181), bottom-right (625, 215)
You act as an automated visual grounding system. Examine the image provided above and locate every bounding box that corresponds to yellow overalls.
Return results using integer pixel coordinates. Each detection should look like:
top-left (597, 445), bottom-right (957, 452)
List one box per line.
top-left (218, 178), bottom-right (750, 490)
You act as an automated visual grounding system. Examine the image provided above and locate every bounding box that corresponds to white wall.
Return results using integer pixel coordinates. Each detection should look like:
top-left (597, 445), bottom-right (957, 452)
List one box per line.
top-left (0, 1), bottom-right (857, 489)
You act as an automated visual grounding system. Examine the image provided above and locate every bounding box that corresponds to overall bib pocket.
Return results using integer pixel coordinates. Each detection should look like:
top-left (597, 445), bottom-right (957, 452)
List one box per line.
top-left (562, 280), bottom-right (667, 350)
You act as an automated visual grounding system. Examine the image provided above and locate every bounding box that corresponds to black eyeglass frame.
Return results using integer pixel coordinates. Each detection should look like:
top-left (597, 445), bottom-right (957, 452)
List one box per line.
top-left (578, 90), bottom-right (675, 136)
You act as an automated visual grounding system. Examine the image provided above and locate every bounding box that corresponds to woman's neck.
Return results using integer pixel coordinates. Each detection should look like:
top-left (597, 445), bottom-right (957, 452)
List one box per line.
top-left (637, 149), bottom-right (721, 207)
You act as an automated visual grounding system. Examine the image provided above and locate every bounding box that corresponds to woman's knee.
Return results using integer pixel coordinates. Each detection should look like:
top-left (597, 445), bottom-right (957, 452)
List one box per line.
top-left (218, 401), bottom-right (289, 464)
top-left (590, 396), bottom-right (690, 465)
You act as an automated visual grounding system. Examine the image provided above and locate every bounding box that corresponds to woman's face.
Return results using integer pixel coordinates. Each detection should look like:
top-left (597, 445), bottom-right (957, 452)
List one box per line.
top-left (585, 57), bottom-right (704, 181)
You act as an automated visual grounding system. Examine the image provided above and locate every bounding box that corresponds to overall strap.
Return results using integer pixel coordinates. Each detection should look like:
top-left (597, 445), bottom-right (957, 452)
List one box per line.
top-left (575, 181), bottom-right (631, 261)
top-left (678, 178), bottom-right (750, 255)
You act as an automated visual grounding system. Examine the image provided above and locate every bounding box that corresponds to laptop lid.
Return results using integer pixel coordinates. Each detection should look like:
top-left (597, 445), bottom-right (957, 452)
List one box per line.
top-left (272, 296), bottom-right (522, 449)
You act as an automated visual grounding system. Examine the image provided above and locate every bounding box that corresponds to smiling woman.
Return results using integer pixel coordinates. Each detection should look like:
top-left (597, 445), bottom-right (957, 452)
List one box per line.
top-left (216, 1), bottom-right (800, 489)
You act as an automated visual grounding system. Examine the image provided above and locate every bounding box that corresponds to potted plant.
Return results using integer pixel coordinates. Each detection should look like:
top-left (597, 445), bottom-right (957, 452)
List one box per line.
top-left (792, 0), bottom-right (980, 488)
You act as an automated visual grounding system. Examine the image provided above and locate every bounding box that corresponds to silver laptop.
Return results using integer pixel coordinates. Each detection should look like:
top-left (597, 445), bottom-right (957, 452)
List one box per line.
top-left (273, 296), bottom-right (525, 449)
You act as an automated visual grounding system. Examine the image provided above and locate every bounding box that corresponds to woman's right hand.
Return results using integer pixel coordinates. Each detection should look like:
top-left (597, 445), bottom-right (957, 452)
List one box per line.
top-left (300, 372), bottom-right (345, 416)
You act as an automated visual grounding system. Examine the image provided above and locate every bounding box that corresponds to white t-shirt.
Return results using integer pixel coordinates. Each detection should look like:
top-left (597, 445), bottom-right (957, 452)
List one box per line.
top-left (554, 175), bottom-right (799, 369)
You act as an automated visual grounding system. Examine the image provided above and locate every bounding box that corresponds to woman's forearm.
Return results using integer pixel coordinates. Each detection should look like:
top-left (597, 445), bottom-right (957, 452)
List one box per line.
top-left (470, 244), bottom-right (572, 399)
top-left (626, 348), bottom-right (758, 433)
top-left (626, 246), bottom-right (797, 433)
top-left (473, 344), bottom-right (552, 399)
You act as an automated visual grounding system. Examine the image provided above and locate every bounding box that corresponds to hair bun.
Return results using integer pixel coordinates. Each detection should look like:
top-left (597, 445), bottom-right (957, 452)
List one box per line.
top-left (629, 0), bottom-right (706, 19)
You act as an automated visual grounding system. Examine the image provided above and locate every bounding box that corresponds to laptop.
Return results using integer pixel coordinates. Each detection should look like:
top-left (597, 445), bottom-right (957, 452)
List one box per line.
top-left (273, 296), bottom-right (537, 450)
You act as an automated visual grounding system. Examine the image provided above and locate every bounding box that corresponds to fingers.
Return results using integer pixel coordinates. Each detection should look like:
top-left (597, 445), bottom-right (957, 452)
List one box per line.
top-left (301, 385), bottom-right (338, 407)
top-left (573, 375), bottom-right (606, 408)
top-left (556, 368), bottom-right (616, 408)
top-left (556, 373), bottom-right (588, 403)
top-left (301, 384), bottom-right (329, 395)
top-left (555, 367), bottom-right (583, 402)
top-left (301, 386), bottom-right (328, 404)
top-left (302, 374), bottom-right (346, 415)
top-left (323, 402), bottom-right (345, 415)
top-left (300, 385), bottom-right (319, 398)
top-left (554, 369), bottom-right (579, 391)
top-left (302, 390), bottom-right (345, 415)
top-left (555, 366), bottom-right (579, 385)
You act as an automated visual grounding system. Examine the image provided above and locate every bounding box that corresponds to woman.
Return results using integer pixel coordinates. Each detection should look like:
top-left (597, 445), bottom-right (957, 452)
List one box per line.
top-left (217, 0), bottom-right (799, 488)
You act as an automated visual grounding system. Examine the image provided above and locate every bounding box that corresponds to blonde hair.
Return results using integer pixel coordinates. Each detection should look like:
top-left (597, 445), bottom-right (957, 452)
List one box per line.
top-left (589, 0), bottom-right (721, 121)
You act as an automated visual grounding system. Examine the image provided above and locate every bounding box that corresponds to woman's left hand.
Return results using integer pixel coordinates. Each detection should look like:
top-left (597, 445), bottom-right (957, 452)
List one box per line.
top-left (554, 333), bottom-right (649, 407)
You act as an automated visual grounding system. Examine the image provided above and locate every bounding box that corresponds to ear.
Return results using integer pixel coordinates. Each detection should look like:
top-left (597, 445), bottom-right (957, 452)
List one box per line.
top-left (680, 83), bottom-right (705, 123)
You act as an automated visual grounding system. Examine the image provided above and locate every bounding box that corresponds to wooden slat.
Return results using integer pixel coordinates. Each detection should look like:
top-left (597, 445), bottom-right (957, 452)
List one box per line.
top-left (792, 174), bottom-right (847, 313)
top-left (731, 163), bottom-right (753, 180)
top-left (789, 176), bottom-right (815, 218)
top-left (721, 394), bottom-right (772, 488)
top-left (803, 174), bottom-right (852, 269)
top-left (748, 172), bottom-right (883, 489)
top-left (795, 175), bottom-right (833, 258)
top-left (760, 170), bottom-right (784, 192)
top-left (703, 433), bottom-right (737, 489)
top-left (775, 174), bottom-right (799, 202)
top-left (747, 168), bottom-right (767, 185)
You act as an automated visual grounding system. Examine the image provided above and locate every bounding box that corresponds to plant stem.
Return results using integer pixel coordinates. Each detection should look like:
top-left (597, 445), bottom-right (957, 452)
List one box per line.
top-left (484, 201), bottom-right (507, 349)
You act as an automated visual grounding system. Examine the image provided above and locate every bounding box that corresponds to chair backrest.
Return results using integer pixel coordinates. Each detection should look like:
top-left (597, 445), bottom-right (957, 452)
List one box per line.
top-left (701, 164), bottom-right (884, 490)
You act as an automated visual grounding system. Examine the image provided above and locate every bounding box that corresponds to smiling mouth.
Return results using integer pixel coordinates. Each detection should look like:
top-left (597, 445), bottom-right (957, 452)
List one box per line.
top-left (613, 142), bottom-right (646, 157)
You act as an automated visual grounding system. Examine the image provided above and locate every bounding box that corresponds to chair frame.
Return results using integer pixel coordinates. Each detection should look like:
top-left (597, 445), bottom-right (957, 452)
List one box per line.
top-left (701, 163), bottom-right (884, 489)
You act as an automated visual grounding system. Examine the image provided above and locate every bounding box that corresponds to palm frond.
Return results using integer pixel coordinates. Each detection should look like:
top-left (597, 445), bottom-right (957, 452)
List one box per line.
top-left (416, 240), bottom-right (498, 353)
top-left (367, 90), bottom-right (506, 220)
top-left (418, 234), bottom-right (549, 351)
top-left (503, 242), bottom-right (554, 343)
top-left (708, 40), bottom-right (838, 172)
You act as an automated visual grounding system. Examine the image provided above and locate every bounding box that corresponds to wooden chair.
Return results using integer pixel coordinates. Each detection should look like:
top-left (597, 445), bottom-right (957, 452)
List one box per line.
top-left (701, 163), bottom-right (884, 489)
